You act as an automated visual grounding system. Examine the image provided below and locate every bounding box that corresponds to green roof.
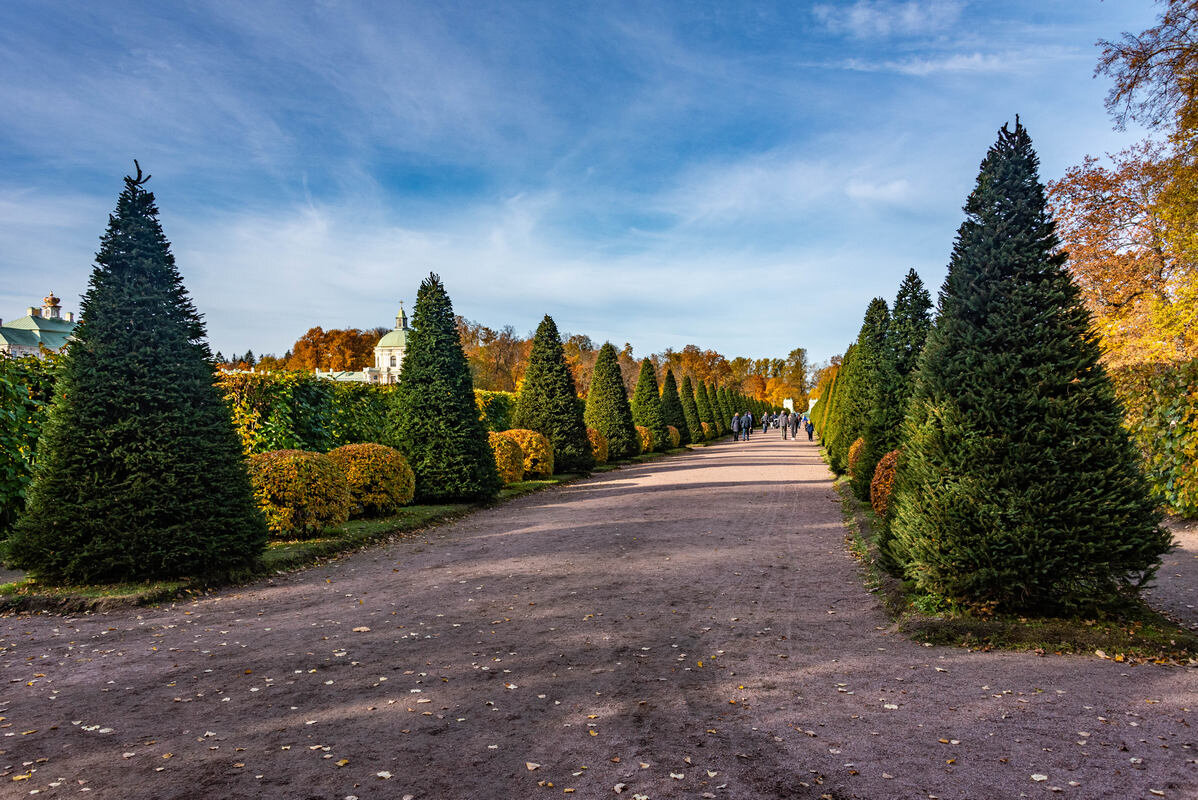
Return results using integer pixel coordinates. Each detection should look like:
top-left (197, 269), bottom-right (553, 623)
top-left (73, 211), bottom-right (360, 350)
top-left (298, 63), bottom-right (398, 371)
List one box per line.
top-left (377, 329), bottom-right (407, 348)
top-left (2, 312), bottom-right (77, 351)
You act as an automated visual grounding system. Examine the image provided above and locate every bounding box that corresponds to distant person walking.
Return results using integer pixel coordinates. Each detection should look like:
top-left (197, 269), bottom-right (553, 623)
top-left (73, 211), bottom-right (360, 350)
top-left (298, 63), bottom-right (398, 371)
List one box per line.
top-left (806, 420), bottom-right (814, 441)
top-left (790, 412), bottom-right (800, 440)
top-left (731, 412), bottom-right (742, 442)
top-left (780, 410), bottom-right (790, 439)
top-left (743, 411), bottom-right (753, 440)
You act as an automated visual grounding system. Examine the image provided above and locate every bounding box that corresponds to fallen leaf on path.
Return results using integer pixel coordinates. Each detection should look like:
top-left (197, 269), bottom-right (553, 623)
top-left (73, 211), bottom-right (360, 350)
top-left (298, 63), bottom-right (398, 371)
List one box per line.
top-left (526, 762), bottom-right (541, 771)
top-left (377, 771), bottom-right (392, 779)
top-left (670, 773), bottom-right (684, 780)
top-left (353, 627), bottom-right (370, 632)
top-left (1031, 774), bottom-right (1048, 782)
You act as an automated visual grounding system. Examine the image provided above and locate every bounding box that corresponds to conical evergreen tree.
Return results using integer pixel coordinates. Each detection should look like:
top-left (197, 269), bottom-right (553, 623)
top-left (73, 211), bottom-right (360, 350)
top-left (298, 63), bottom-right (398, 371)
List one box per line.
top-left (695, 380), bottom-right (716, 434)
top-left (6, 166), bottom-right (267, 582)
top-left (584, 342), bottom-right (639, 460)
top-left (891, 268), bottom-right (934, 389)
top-left (717, 387), bottom-right (734, 429)
top-left (708, 383), bottom-right (727, 433)
top-left (630, 359), bottom-right (669, 452)
top-left (891, 120), bottom-right (1168, 611)
top-left (679, 375), bottom-right (702, 443)
top-left (387, 273), bottom-right (501, 501)
top-left (659, 369), bottom-right (689, 445)
top-left (513, 315), bottom-right (595, 473)
top-left (848, 298), bottom-right (891, 499)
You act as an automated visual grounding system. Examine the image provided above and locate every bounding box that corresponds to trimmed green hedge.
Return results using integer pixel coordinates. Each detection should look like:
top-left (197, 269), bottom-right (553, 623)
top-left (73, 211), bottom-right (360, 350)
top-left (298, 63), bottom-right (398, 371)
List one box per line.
top-left (1113, 358), bottom-right (1198, 517)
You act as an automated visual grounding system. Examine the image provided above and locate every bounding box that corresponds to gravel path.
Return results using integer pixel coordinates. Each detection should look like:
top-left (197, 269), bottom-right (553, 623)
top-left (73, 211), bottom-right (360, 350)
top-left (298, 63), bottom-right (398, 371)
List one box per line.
top-left (1, 437), bottom-right (1194, 799)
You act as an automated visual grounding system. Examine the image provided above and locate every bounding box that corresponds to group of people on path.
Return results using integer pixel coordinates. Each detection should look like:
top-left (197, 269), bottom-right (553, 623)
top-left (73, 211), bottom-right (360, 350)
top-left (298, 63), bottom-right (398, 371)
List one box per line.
top-left (730, 409), bottom-right (814, 442)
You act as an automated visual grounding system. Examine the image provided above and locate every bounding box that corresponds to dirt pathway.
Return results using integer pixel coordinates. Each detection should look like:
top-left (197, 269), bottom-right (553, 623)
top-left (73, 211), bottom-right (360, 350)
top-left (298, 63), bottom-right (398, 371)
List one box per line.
top-left (1, 437), bottom-right (1193, 799)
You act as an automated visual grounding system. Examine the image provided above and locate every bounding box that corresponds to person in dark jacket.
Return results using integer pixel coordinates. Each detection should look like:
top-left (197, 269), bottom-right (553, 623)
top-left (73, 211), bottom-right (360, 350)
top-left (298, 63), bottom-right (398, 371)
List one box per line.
top-left (731, 412), bottom-right (742, 441)
top-left (790, 412), bottom-right (800, 440)
top-left (742, 411), bottom-right (753, 440)
top-left (806, 420), bottom-right (814, 441)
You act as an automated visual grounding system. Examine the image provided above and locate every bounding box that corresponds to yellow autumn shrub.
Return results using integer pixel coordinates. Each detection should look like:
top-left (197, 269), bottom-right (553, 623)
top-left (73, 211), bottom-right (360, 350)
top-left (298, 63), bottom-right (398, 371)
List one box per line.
top-left (248, 449), bottom-right (350, 537)
top-left (635, 425), bottom-right (653, 454)
top-left (587, 427), bottom-right (609, 465)
top-left (666, 425), bottom-right (681, 449)
top-left (870, 449), bottom-right (901, 519)
top-left (489, 431), bottom-right (525, 483)
top-left (326, 443), bottom-right (414, 518)
top-left (499, 429), bottom-right (554, 478)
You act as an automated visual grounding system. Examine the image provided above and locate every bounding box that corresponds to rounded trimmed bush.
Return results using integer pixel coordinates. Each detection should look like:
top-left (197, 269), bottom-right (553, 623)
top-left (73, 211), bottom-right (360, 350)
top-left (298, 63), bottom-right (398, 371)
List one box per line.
top-left (327, 443), bottom-right (415, 518)
top-left (500, 429), bottom-right (554, 478)
top-left (666, 425), bottom-right (681, 449)
top-left (847, 436), bottom-right (866, 477)
top-left (489, 432), bottom-right (525, 484)
top-left (700, 422), bottom-right (714, 441)
top-left (870, 449), bottom-right (900, 519)
top-left (248, 450), bottom-right (350, 537)
top-left (587, 427), bottom-right (609, 466)
top-left (635, 425), bottom-right (653, 454)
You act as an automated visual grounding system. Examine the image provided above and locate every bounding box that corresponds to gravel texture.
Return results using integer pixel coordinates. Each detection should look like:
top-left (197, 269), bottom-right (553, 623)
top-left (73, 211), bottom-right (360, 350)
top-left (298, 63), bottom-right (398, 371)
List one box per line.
top-left (0, 436), bottom-right (1194, 799)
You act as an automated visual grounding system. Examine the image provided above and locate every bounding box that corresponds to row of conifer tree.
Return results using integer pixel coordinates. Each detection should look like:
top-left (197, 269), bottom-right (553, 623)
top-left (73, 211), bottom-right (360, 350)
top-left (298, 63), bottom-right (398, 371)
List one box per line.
top-left (811, 120), bottom-right (1170, 613)
top-left (2, 166), bottom-right (778, 584)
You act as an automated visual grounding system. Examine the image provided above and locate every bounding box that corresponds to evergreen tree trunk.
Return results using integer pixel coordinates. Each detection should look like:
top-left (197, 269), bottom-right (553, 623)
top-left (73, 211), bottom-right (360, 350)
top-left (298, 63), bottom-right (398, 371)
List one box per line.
top-left (891, 120), bottom-right (1169, 612)
top-left (7, 168), bottom-right (267, 582)
top-left (387, 273), bottom-right (502, 502)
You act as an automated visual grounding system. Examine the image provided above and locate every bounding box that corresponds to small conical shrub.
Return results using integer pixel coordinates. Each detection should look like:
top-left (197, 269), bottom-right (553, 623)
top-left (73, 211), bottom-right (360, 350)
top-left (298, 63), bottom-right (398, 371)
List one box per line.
top-left (890, 120), bottom-right (1169, 611)
top-left (630, 359), bottom-right (669, 452)
top-left (659, 369), bottom-right (689, 445)
top-left (679, 375), bottom-right (703, 443)
top-left (583, 342), bottom-right (639, 460)
top-left (386, 273), bottom-right (501, 502)
top-left (513, 315), bottom-right (595, 473)
top-left (6, 167), bottom-right (266, 582)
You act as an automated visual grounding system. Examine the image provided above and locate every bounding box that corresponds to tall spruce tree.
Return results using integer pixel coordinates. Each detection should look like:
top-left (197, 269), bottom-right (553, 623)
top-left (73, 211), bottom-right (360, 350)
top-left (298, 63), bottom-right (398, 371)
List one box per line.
top-left (584, 342), bottom-right (639, 460)
top-left (630, 358), bottom-right (669, 452)
top-left (891, 268), bottom-right (934, 388)
top-left (387, 273), bottom-right (501, 501)
top-left (710, 383), bottom-right (729, 433)
top-left (890, 120), bottom-right (1169, 611)
top-left (848, 298), bottom-right (892, 499)
top-left (513, 315), bottom-right (595, 472)
top-left (6, 165), bottom-right (267, 582)
top-left (679, 375), bottom-right (702, 443)
top-left (659, 369), bottom-right (689, 445)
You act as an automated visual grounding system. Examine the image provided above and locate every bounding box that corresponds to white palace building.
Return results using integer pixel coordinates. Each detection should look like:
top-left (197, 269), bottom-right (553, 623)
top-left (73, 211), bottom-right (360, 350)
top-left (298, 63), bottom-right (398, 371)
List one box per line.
top-left (314, 303), bottom-right (409, 385)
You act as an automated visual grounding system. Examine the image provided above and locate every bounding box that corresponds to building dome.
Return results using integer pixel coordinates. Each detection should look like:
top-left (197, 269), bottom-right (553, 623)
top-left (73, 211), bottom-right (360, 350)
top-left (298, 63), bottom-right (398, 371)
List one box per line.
top-left (377, 328), bottom-right (408, 348)
top-left (43, 291), bottom-right (59, 308)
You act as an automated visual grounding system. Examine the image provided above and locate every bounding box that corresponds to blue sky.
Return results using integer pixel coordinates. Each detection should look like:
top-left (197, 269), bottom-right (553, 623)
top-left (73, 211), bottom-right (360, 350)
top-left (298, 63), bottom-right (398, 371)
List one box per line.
top-left (0, 0), bottom-right (1158, 364)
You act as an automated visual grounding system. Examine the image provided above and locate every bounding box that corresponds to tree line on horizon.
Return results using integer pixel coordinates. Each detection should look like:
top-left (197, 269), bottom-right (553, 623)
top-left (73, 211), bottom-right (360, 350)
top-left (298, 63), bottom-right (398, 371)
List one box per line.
top-left (216, 320), bottom-right (811, 410)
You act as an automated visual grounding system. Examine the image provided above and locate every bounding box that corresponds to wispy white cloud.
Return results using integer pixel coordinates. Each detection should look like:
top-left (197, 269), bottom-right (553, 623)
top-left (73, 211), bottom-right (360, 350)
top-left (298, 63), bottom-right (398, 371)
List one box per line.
top-left (813, 0), bottom-right (964, 39)
top-left (840, 47), bottom-right (1078, 76)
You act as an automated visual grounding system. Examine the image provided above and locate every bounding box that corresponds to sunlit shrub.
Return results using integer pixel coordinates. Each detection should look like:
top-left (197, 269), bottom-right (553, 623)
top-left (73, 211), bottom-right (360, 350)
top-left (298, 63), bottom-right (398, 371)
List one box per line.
top-left (870, 449), bottom-right (901, 519)
top-left (327, 443), bottom-right (414, 518)
top-left (499, 429), bottom-right (554, 478)
top-left (248, 449), bottom-right (349, 537)
top-left (635, 425), bottom-right (653, 454)
top-left (587, 427), bottom-right (609, 466)
top-left (489, 431), bottom-right (525, 484)
top-left (666, 425), bottom-right (681, 449)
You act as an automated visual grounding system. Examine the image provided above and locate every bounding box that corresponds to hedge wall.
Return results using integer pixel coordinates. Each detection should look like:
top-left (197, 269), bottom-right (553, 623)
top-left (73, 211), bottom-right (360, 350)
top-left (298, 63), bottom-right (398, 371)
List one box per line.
top-left (0, 355), bottom-right (59, 535)
top-left (1112, 358), bottom-right (1198, 517)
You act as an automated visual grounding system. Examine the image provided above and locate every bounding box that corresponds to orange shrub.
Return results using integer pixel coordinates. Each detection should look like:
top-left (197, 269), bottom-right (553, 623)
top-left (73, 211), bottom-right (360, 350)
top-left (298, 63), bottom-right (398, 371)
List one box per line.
top-left (489, 431), bottom-right (525, 484)
top-left (587, 427), bottom-right (609, 466)
top-left (635, 425), bottom-right (653, 454)
top-left (248, 450), bottom-right (350, 537)
top-left (499, 429), bottom-right (554, 478)
top-left (870, 449), bottom-right (901, 519)
top-left (327, 443), bottom-right (414, 518)
top-left (701, 422), bottom-right (713, 441)
top-left (666, 425), bottom-right (681, 449)
top-left (847, 436), bottom-right (866, 477)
